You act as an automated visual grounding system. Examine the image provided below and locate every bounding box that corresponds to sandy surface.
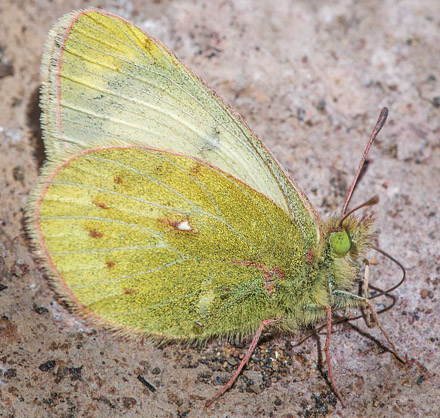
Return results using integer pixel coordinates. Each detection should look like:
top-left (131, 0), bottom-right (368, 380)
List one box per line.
top-left (1, 0), bottom-right (439, 417)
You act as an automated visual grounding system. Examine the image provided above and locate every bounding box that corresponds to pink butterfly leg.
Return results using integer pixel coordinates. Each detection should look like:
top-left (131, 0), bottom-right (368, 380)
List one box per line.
top-left (205, 317), bottom-right (281, 408)
top-left (324, 306), bottom-right (345, 408)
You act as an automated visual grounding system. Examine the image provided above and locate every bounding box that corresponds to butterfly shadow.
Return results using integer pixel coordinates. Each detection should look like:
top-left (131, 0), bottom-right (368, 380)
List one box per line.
top-left (26, 85), bottom-right (45, 168)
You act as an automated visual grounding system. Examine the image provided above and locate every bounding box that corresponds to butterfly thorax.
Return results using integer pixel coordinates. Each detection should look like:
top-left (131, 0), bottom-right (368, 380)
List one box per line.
top-left (262, 213), bottom-right (375, 335)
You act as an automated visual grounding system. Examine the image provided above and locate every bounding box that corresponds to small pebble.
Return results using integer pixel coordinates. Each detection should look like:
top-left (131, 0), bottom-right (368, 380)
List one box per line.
top-left (39, 360), bottom-right (56, 372)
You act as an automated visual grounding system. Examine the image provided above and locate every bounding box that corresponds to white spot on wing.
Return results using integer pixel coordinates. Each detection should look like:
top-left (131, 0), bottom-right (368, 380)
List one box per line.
top-left (176, 220), bottom-right (192, 231)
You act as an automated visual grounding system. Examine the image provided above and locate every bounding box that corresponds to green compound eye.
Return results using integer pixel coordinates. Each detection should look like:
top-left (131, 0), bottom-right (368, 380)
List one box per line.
top-left (330, 230), bottom-right (351, 255)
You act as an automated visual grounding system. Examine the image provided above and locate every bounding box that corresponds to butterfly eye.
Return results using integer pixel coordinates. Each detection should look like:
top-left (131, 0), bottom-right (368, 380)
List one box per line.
top-left (330, 230), bottom-right (351, 255)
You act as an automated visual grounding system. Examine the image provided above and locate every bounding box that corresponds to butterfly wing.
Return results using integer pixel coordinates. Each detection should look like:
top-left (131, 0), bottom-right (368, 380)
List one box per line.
top-left (32, 147), bottom-right (305, 339)
top-left (29, 10), bottom-right (325, 339)
top-left (40, 9), bottom-right (321, 243)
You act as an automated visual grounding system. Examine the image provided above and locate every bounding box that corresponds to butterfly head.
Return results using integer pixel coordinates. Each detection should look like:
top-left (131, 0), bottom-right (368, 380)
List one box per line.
top-left (327, 213), bottom-right (376, 258)
top-left (320, 209), bottom-right (377, 295)
top-left (327, 195), bottom-right (379, 255)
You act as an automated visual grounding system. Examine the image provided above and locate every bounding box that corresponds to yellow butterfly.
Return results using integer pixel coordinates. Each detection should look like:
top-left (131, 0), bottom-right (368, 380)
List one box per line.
top-left (28, 9), bottom-right (405, 407)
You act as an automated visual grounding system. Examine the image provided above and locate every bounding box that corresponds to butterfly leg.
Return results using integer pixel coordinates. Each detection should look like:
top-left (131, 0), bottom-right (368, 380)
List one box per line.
top-left (324, 305), bottom-right (345, 407)
top-left (332, 290), bottom-right (406, 363)
top-left (301, 304), bottom-right (345, 405)
top-left (205, 317), bottom-right (281, 408)
top-left (361, 259), bottom-right (376, 328)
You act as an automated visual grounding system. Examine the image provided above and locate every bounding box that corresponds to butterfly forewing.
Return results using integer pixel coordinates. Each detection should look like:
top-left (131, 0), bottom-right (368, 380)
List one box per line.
top-left (40, 9), bottom-right (320, 243)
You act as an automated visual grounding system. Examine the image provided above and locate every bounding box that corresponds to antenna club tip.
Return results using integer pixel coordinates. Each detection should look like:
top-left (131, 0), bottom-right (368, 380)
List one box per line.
top-left (369, 195), bottom-right (380, 205)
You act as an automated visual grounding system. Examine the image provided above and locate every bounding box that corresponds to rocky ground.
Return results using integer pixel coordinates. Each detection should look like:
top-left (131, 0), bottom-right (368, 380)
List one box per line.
top-left (0, 0), bottom-right (439, 416)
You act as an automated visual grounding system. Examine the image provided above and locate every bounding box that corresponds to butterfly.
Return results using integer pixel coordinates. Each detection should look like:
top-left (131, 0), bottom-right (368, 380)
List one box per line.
top-left (27, 9), bottom-right (405, 407)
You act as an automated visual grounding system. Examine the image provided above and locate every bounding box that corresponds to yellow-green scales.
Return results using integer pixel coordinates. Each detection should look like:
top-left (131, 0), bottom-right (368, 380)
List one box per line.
top-left (28, 10), bottom-right (376, 342)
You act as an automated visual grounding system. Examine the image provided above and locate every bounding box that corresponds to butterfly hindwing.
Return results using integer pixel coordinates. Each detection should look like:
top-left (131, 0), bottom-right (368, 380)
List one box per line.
top-left (34, 147), bottom-right (304, 339)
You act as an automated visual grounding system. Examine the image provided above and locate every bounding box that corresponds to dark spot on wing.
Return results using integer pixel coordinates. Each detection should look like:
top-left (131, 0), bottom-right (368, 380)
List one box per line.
top-left (192, 164), bottom-right (202, 174)
top-left (305, 250), bottom-right (315, 264)
top-left (88, 229), bottom-right (103, 239)
top-left (93, 199), bottom-right (109, 209)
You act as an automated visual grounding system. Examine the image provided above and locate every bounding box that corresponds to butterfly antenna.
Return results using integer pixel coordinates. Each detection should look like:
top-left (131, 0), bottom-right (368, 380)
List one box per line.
top-left (342, 107), bottom-right (389, 215)
top-left (369, 246), bottom-right (406, 297)
top-left (338, 195), bottom-right (379, 228)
